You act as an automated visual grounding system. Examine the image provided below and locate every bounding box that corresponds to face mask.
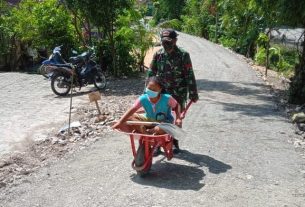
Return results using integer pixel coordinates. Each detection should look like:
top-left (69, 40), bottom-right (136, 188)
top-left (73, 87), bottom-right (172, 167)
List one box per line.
top-left (162, 41), bottom-right (174, 51)
top-left (145, 88), bottom-right (159, 98)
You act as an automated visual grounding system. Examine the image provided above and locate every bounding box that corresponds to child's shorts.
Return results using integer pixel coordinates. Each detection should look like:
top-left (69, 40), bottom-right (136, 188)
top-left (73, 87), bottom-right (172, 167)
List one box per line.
top-left (134, 113), bottom-right (156, 122)
top-left (134, 113), bottom-right (173, 123)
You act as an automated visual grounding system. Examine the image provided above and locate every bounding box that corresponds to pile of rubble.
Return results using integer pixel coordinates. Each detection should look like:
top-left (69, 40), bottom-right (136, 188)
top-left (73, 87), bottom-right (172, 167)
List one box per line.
top-left (291, 108), bottom-right (305, 148)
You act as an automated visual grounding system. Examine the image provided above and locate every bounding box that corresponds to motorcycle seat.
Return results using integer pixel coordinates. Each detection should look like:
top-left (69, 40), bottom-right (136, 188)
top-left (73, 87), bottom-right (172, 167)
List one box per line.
top-left (45, 63), bottom-right (72, 69)
top-left (69, 56), bottom-right (81, 64)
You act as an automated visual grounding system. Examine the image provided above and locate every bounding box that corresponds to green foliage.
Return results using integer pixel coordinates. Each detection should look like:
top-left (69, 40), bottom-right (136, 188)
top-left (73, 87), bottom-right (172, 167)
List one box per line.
top-left (10, 0), bottom-right (76, 49)
top-left (254, 47), bottom-right (266, 65)
top-left (275, 47), bottom-right (299, 74)
top-left (256, 33), bottom-right (269, 48)
top-left (159, 19), bottom-right (182, 31)
top-left (153, 0), bottom-right (186, 23)
top-left (114, 8), bottom-right (154, 76)
top-left (113, 39), bottom-right (136, 76)
top-left (1, 0), bottom-right (153, 75)
top-left (181, 0), bottom-right (214, 38)
top-left (221, 0), bottom-right (266, 56)
top-left (65, 0), bottom-right (141, 76)
top-left (277, 0), bottom-right (305, 104)
top-left (269, 47), bottom-right (280, 67)
top-left (255, 45), bottom-right (298, 75)
top-left (148, 18), bottom-right (157, 27)
top-left (0, 0), bottom-right (77, 70)
top-left (0, 0), bottom-right (12, 55)
top-left (277, 0), bottom-right (305, 27)
top-left (219, 37), bottom-right (237, 49)
top-left (180, 0), bottom-right (280, 56)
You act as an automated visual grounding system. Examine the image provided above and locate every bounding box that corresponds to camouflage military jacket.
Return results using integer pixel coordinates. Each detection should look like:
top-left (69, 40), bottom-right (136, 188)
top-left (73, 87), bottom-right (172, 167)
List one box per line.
top-left (147, 46), bottom-right (199, 106)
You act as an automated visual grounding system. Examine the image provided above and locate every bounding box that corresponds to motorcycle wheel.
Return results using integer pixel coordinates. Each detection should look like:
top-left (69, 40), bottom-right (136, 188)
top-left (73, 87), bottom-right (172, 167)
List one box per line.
top-left (38, 65), bottom-right (48, 78)
top-left (93, 71), bottom-right (106, 90)
top-left (51, 73), bottom-right (71, 96)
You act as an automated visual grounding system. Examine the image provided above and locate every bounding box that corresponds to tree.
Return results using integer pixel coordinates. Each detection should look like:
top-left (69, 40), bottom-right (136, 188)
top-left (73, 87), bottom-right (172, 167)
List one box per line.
top-left (116, 6), bottom-right (154, 71)
top-left (181, 0), bottom-right (215, 39)
top-left (253, 0), bottom-right (280, 75)
top-left (152, 0), bottom-right (186, 23)
top-left (277, 0), bottom-right (305, 104)
top-left (64, 0), bottom-right (134, 76)
top-left (10, 0), bottom-right (76, 53)
top-left (61, 0), bottom-right (89, 46)
top-left (0, 0), bottom-right (12, 56)
top-left (0, 0), bottom-right (77, 71)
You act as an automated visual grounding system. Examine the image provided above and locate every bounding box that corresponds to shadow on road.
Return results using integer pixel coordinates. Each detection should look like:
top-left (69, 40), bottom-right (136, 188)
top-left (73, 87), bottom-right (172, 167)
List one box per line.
top-left (175, 150), bottom-right (232, 174)
top-left (196, 79), bottom-right (273, 98)
top-left (131, 162), bottom-right (205, 191)
top-left (52, 78), bottom-right (144, 99)
top-left (212, 101), bottom-right (279, 117)
top-left (196, 79), bottom-right (284, 118)
top-left (131, 150), bottom-right (231, 191)
top-left (54, 89), bottom-right (94, 99)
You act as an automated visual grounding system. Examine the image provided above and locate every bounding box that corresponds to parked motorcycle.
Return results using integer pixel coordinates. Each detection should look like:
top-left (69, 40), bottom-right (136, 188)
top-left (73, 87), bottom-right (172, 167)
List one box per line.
top-left (46, 46), bottom-right (106, 96)
top-left (38, 45), bottom-right (70, 78)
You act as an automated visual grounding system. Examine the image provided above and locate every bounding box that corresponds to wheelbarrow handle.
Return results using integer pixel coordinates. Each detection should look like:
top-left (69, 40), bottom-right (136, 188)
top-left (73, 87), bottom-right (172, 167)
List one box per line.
top-left (126, 121), bottom-right (159, 126)
top-left (180, 101), bottom-right (193, 119)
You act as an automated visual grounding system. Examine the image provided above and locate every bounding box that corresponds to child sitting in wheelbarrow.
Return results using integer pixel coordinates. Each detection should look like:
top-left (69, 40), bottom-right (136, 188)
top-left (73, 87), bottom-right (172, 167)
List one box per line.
top-left (112, 76), bottom-right (182, 135)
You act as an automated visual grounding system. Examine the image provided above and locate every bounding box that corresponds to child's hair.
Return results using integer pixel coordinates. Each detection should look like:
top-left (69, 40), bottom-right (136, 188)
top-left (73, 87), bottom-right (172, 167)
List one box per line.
top-left (147, 76), bottom-right (164, 89)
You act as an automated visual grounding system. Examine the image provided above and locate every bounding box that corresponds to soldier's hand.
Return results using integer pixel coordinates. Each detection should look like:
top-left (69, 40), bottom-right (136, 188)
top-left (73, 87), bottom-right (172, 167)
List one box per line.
top-left (175, 118), bottom-right (182, 128)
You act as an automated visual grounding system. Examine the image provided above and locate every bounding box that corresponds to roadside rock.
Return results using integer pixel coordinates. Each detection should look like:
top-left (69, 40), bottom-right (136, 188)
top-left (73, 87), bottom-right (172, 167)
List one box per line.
top-left (0, 182), bottom-right (6, 188)
top-left (292, 112), bottom-right (305, 123)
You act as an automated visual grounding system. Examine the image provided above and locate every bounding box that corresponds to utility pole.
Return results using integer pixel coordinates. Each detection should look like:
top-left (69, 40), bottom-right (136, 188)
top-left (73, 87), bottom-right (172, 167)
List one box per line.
top-left (215, 0), bottom-right (218, 43)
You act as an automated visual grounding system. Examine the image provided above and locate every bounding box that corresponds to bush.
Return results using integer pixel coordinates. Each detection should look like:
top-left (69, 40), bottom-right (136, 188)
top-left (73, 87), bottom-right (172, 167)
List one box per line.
top-left (277, 59), bottom-right (293, 72)
top-left (181, 15), bottom-right (200, 35)
top-left (159, 19), bottom-right (182, 31)
top-left (269, 47), bottom-right (280, 67)
top-left (219, 36), bottom-right (237, 49)
top-left (115, 40), bottom-right (136, 76)
top-left (148, 18), bottom-right (157, 27)
top-left (254, 44), bottom-right (297, 77)
top-left (256, 33), bottom-right (269, 48)
top-left (254, 47), bottom-right (266, 66)
top-left (116, 9), bottom-right (154, 76)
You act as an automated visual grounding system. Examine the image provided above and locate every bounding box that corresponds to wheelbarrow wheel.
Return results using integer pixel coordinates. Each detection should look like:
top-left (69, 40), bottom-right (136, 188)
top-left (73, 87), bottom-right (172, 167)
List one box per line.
top-left (135, 144), bottom-right (152, 177)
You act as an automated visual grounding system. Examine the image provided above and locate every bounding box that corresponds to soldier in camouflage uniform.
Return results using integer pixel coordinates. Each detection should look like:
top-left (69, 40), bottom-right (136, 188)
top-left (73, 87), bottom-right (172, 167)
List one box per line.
top-left (147, 29), bottom-right (199, 109)
top-left (147, 29), bottom-right (199, 154)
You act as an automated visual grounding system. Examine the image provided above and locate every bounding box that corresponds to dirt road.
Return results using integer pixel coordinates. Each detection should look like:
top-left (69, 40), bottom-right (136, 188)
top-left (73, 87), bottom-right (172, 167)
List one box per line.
top-left (0, 73), bottom-right (88, 155)
top-left (1, 33), bottom-right (305, 206)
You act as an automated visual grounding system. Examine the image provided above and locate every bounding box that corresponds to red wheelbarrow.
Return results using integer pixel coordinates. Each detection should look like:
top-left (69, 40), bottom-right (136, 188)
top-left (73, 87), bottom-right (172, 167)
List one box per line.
top-left (120, 101), bottom-right (193, 177)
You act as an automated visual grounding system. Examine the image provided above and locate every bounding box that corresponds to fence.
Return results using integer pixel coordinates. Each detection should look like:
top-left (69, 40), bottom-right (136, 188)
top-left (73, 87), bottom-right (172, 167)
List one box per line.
top-left (270, 28), bottom-right (304, 51)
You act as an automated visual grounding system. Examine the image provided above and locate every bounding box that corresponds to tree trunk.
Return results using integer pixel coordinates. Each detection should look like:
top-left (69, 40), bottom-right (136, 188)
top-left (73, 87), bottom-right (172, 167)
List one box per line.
top-left (288, 26), bottom-right (305, 104)
top-left (71, 10), bottom-right (86, 47)
top-left (265, 41), bottom-right (270, 76)
top-left (109, 21), bottom-right (116, 76)
top-left (87, 19), bottom-right (92, 45)
top-left (265, 28), bottom-right (272, 76)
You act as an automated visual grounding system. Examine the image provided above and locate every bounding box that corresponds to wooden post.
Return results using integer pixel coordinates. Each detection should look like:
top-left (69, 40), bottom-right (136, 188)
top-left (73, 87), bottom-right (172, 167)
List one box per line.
top-left (95, 100), bottom-right (101, 115)
top-left (88, 91), bottom-right (102, 115)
